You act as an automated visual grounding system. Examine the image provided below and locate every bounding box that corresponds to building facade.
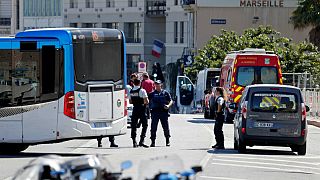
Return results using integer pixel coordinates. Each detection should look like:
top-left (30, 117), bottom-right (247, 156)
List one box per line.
top-left (11, 0), bottom-right (63, 34)
top-left (64, 0), bottom-right (191, 76)
top-left (0, 0), bottom-right (12, 36)
top-left (182, 0), bottom-right (311, 50)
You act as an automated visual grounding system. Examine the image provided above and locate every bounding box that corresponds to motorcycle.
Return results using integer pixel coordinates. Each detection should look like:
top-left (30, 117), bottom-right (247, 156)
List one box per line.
top-left (12, 154), bottom-right (132, 180)
top-left (138, 154), bottom-right (202, 180)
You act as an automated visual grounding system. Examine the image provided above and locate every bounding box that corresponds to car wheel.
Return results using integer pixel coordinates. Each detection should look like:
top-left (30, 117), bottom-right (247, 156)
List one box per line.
top-left (238, 139), bottom-right (246, 153)
top-left (234, 137), bottom-right (238, 150)
top-left (297, 142), bottom-right (307, 156)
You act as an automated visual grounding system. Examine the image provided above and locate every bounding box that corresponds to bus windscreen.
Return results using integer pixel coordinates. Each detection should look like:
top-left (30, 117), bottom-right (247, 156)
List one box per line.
top-left (73, 40), bottom-right (123, 83)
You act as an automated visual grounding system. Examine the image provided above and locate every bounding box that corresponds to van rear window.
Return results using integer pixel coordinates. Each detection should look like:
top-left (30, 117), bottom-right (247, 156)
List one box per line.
top-left (251, 93), bottom-right (298, 113)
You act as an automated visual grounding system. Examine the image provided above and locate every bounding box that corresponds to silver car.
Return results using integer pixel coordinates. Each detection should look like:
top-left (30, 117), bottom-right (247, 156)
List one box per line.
top-left (231, 84), bottom-right (309, 155)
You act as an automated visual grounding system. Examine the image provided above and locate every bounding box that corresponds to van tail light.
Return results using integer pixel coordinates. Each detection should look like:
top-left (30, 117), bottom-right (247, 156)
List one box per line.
top-left (241, 128), bottom-right (246, 134)
top-left (301, 103), bottom-right (307, 121)
top-left (241, 101), bottom-right (248, 119)
top-left (301, 129), bottom-right (306, 136)
top-left (64, 91), bottom-right (75, 119)
top-left (124, 91), bottom-right (128, 116)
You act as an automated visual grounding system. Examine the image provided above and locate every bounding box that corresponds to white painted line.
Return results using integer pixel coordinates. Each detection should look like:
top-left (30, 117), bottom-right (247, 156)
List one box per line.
top-left (212, 153), bottom-right (320, 159)
top-left (199, 175), bottom-right (247, 180)
top-left (200, 124), bottom-right (214, 167)
top-left (214, 155), bottom-right (319, 166)
top-left (211, 162), bottom-right (320, 175)
top-left (212, 159), bottom-right (320, 171)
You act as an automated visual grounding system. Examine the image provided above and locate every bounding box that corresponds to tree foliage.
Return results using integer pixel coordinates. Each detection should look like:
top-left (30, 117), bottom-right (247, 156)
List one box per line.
top-left (291, 0), bottom-right (320, 29)
top-left (185, 26), bottom-right (320, 86)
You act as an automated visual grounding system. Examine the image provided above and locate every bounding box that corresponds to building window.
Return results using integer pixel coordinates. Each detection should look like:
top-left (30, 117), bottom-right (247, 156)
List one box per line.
top-left (106, 0), bottom-right (115, 7)
top-left (85, 0), bottom-right (94, 8)
top-left (0, 18), bottom-right (11, 26)
top-left (174, 0), bottom-right (178, 5)
top-left (70, 0), bottom-right (78, 8)
top-left (127, 54), bottom-right (140, 78)
top-left (128, 0), bottom-right (137, 7)
top-left (180, 21), bottom-right (184, 43)
top-left (23, 0), bottom-right (61, 17)
top-left (82, 23), bottom-right (96, 28)
top-left (124, 22), bottom-right (141, 43)
top-left (102, 22), bottom-right (119, 29)
top-left (174, 22), bottom-right (178, 44)
top-left (70, 23), bottom-right (77, 27)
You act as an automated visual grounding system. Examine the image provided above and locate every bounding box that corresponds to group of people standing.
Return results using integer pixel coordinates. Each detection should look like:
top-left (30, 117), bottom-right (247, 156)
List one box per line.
top-left (129, 73), bottom-right (173, 148)
top-left (98, 72), bottom-right (173, 148)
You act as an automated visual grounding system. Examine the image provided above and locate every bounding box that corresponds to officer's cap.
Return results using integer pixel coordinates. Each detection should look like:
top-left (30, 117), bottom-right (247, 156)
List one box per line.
top-left (155, 80), bottom-right (163, 84)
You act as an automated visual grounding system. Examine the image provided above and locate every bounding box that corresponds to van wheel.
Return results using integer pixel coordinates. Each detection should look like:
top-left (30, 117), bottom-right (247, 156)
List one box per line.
top-left (204, 109), bottom-right (210, 119)
top-left (0, 144), bottom-right (29, 154)
top-left (225, 110), bottom-right (234, 124)
top-left (297, 143), bottom-right (306, 156)
top-left (234, 138), bottom-right (238, 150)
top-left (238, 139), bottom-right (246, 153)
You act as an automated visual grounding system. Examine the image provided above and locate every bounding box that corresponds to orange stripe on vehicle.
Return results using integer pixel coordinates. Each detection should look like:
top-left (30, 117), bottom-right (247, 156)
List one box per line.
top-left (234, 95), bottom-right (242, 102)
top-left (280, 78), bottom-right (283, 84)
top-left (233, 67), bottom-right (236, 73)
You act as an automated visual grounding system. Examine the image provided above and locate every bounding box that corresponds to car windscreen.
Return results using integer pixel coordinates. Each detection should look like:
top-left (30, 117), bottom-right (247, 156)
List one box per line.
top-left (251, 92), bottom-right (298, 113)
top-left (73, 40), bottom-right (123, 83)
top-left (236, 66), bottom-right (278, 86)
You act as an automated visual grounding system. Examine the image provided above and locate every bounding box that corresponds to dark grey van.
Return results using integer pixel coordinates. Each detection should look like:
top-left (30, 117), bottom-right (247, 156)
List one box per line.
top-left (231, 84), bottom-right (309, 155)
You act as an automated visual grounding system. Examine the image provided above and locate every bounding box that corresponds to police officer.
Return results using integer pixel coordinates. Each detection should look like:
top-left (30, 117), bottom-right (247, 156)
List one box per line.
top-left (149, 80), bottom-right (173, 147)
top-left (97, 136), bottom-right (118, 148)
top-left (212, 87), bottom-right (227, 149)
top-left (129, 79), bottom-right (149, 148)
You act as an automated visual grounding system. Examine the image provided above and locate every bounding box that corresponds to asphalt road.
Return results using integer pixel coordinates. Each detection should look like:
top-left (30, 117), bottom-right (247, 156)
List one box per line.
top-left (1, 114), bottom-right (320, 180)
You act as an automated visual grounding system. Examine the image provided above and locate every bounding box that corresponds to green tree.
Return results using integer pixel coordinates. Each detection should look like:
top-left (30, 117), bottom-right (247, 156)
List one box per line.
top-left (291, 0), bottom-right (320, 46)
top-left (186, 26), bottom-right (320, 86)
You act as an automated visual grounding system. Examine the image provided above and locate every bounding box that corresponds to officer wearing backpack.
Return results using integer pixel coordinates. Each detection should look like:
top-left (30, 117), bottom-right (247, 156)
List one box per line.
top-left (212, 87), bottom-right (227, 149)
top-left (129, 79), bottom-right (149, 148)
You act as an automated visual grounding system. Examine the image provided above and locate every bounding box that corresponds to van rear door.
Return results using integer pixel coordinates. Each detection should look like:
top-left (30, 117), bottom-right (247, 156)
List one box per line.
top-left (246, 87), bottom-right (302, 137)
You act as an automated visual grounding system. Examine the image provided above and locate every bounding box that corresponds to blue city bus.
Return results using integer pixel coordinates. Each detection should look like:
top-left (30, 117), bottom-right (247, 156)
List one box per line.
top-left (0, 28), bottom-right (127, 153)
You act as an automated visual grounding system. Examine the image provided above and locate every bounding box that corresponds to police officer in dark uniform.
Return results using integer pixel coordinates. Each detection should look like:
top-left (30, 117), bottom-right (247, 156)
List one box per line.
top-left (212, 87), bottom-right (227, 149)
top-left (129, 79), bottom-right (149, 148)
top-left (97, 136), bottom-right (118, 148)
top-left (149, 80), bottom-right (173, 147)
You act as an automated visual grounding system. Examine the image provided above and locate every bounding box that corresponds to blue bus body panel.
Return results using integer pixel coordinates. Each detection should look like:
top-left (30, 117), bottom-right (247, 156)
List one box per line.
top-left (15, 29), bottom-right (73, 45)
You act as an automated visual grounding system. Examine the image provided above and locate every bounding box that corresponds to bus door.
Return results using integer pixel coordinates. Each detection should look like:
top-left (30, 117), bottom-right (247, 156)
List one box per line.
top-left (15, 40), bottom-right (63, 142)
top-left (0, 41), bottom-right (23, 143)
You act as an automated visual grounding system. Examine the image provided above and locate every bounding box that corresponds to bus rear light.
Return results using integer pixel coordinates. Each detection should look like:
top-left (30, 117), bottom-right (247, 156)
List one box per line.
top-left (64, 91), bottom-right (75, 119)
top-left (124, 91), bottom-right (128, 116)
top-left (241, 128), bottom-right (246, 134)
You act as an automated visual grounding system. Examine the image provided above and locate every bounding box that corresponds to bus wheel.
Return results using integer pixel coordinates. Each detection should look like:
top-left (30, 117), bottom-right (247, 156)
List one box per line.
top-left (0, 144), bottom-right (29, 154)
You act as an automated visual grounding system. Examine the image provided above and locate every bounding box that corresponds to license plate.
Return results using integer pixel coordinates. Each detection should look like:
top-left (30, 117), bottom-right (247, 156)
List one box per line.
top-left (254, 122), bottom-right (274, 128)
top-left (94, 122), bottom-right (111, 128)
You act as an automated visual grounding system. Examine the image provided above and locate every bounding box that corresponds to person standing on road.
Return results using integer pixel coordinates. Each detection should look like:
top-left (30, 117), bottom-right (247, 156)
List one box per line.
top-left (97, 136), bottom-right (118, 148)
top-left (141, 72), bottom-right (155, 120)
top-left (129, 79), bottom-right (149, 148)
top-left (212, 87), bottom-right (227, 149)
top-left (149, 80), bottom-right (173, 147)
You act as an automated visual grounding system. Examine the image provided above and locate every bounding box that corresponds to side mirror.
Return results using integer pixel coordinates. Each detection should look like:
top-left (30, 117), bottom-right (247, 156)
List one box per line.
top-left (306, 105), bottom-right (310, 112)
top-left (191, 166), bottom-right (203, 173)
top-left (229, 103), bottom-right (237, 110)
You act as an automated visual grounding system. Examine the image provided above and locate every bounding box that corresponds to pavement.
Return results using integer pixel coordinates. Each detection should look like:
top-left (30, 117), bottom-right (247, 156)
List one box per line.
top-left (308, 116), bottom-right (320, 128)
top-left (0, 114), bottom-right (320, 180)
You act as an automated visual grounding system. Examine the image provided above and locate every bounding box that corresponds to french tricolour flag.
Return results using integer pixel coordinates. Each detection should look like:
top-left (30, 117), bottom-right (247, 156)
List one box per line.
top-left (152, 39), bottom-right (164, 58)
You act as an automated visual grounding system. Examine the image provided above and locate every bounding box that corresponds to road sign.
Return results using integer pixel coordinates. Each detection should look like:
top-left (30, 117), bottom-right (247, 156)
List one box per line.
top-left (183, 55), bottom-right (194, 67)
top-left (138, 62), bottom-right (147, 73)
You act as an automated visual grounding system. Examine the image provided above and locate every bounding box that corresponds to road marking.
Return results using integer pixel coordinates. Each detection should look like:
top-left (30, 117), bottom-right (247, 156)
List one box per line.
top-left (200, 124), bottom-right (214, 167)
top-left (212, 159), bottom-right (320, 171)
top-left (214, 155), bottom-right (320, 166)
top-left (199, 175), bottom-right (247, 180)
top-left (3, 177), bottom-right (12, 180)
top-left (211, 162), bottom-right (320, 175)
top-left (211, 153), bottom-right (320, 159)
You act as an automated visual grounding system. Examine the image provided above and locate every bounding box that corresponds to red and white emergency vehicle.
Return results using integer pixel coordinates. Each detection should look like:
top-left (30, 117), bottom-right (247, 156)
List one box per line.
top-left (220, 48), bottom-right (283, 122)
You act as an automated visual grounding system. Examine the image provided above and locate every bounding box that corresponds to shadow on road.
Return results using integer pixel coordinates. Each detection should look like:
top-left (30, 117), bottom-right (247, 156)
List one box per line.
top-left (0, 152), bottom-right (91, 159)
top-left (187, 119), bottom-right (215, 124)
top-left (207, 148), bottom-right (296, 156)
